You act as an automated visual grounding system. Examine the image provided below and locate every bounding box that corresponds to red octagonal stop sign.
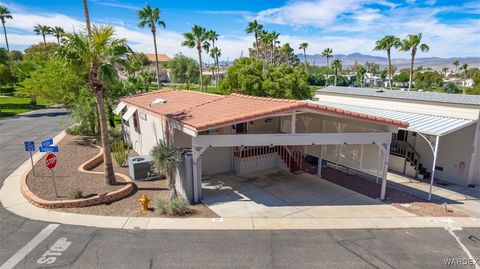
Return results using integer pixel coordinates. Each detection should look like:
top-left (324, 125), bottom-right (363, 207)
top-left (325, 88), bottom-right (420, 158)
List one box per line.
top-left (45, 153), bottom-right (57, 169)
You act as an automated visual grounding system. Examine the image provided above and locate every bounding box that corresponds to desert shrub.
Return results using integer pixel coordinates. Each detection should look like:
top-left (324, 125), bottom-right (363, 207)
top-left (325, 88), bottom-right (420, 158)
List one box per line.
top-left (69, 189), bottom-right (83, 199)
top-left (109, 127), bottom-right (122, 141)
top-left (155, 196), bottom-right (191, 216)
top-left (111, 139), bottom-right (129, 167)
top-left (66, 124), bottom-right (95, 136)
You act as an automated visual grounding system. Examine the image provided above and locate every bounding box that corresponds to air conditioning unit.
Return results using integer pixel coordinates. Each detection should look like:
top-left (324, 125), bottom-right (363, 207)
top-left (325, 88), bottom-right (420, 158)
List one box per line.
top-left (128, 155), bottom-right (158, 181)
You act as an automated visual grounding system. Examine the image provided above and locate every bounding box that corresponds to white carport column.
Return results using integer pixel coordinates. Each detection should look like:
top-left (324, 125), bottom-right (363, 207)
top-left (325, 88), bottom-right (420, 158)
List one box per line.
top-left (428, 136), bottom-right (440, 201)
top-left (192, 146), bottom-right (207, 203)
top-left (377, 143), bottom-right (391, 201)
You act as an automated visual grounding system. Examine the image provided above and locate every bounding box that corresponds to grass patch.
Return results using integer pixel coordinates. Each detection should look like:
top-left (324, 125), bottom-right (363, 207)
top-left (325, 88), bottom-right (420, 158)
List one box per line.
top-left (0, 96), bottom-right (48, 118)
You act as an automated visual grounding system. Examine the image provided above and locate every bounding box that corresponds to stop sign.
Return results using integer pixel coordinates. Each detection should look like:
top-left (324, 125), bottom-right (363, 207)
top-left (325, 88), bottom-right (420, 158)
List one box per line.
top-left (45, 153), bottom-right (57, 169)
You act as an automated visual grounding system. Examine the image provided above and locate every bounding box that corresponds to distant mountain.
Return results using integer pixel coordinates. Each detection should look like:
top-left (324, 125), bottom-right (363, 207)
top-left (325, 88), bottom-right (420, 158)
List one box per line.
top-left (299, 53), bottom-right (480, 70)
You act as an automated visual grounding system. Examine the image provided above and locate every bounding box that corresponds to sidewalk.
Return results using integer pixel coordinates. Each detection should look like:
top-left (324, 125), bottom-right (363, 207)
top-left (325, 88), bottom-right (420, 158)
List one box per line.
top-left (1, 131), bottom-right (479, 230)
top-left (387, 172), bottom-right (480, 217)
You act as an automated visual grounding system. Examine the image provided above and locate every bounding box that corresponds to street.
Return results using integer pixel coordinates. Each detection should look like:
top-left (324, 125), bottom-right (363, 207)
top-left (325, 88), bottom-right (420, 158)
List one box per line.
top-left (1, 109), bottom-right (479, 268)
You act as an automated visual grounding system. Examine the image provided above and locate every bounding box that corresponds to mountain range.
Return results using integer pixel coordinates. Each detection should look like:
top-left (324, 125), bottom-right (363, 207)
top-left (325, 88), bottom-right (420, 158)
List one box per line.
top-left (299, 53), bottom-right (480, 70)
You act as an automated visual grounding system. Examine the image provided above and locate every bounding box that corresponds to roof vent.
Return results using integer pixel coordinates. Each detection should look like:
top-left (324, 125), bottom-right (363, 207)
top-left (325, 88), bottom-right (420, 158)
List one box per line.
top-left (152, 98), bottom-right (166, 105)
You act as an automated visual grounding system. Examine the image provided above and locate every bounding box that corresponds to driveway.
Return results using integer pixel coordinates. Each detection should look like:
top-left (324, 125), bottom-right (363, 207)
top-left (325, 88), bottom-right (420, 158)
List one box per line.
top-left (202, 170), bottom-right (414, 218)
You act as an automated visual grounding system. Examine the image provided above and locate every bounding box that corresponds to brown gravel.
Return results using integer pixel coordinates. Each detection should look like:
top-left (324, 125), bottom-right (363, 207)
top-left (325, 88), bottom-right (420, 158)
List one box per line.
top-left (321, 167), bottom-right (468, 217)
top-left (26, 135), bottom-right (125, 201)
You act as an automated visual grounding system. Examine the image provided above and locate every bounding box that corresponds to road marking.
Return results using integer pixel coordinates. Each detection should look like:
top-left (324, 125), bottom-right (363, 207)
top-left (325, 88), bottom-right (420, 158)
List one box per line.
top-left (446, 228), bottom-right (480, 269)
top-left (37, 237), bottom-right (72, 265)
top-left (0, 224), bottom-right (59, 269)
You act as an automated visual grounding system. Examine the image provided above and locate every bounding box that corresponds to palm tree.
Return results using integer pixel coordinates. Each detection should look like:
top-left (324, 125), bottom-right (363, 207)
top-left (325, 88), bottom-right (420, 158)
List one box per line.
top-left (82, 0), bottom-right (92, 39)
top-left (331, 59), bottom-right (342, 86)
top-left (137, 4), bottom-right (166, 90)
top-left (269, 31), bottom-right (280, 64)
top-left (259, 30), bottom-right (271, 64)
top-left (50, 26), bottom-right (65, 44)
top-left (400, 33), bottom-right (429, 91)
top-left (453, 60), bottom-right (459, 75)
top-left (245, 20), bottom-right (263, 58)
top-left (299, 42), bottom-right (309, 72)
top-left (34, 24), bottom-right (51, 45)
top-left (182, 25), bottom-right (208, 92)
top-left (356, 65), bottom-right (367, 87)
top-left (460, 63), bottom-right (468, 94)
top-left (151, 140), bottom-right (181, 200)
top-left (209, 47), bottom-right (221, 88)
top-left (205, 30), bottom-right (219, 83)
top-left (374, 35), bottom-right (401, 90)
top-left (322, 48), bottom-right (333, 85)
top-left (442, 67), bottom-right (449, 77)
top-left (60, 25), bottom-right (131, 185)
top-left (0, 6), bottom-right (12, 52)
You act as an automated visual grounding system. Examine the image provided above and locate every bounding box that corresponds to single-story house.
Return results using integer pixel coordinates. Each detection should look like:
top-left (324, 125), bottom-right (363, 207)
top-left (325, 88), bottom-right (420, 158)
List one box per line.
top-left (315, 86), bottom-right (480, 198)
top-left (145, 53), bottom-right (171, 82)
top-left (116, 89), bottom-right (410, 203)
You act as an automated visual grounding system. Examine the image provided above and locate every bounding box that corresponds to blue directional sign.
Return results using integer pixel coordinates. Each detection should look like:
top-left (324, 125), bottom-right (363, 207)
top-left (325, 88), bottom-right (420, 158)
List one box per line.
top-left (41, 138), bottom-right (53, 147)
top-left (39, 146), bottom-right (59, 153)
top-left (24, 141), bottom-right (35, 152)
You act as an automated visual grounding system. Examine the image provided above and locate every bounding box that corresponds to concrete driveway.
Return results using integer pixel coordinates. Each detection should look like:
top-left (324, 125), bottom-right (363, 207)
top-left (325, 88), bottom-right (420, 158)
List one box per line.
top-left (202, 170), bottom-right (414, 218)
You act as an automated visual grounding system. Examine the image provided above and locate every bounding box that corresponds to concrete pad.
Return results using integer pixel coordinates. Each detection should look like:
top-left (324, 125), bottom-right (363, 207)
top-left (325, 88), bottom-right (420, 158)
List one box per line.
top-left (303, 205), bottom-right (415, 218)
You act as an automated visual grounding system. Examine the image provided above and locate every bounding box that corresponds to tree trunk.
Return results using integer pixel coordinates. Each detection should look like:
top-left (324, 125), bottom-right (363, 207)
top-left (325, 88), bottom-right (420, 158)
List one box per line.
top-left (334, 70), bottom-right (338, 86)
top-left (2, 22), bottom-right (9, 52)
top-left (326, 58), bottom-right (330, 86)
top-left (387, 49), bottom-right (393, 90)
top-left (254, 32), bottom-right (258, 59)
top-left (152, 30), bottom-right (161, 90)
top-left (30, 97), bottom-right (37, 106)
top-left (57, 36), bottom-right (60, 45)
top-left (82, 0), bottom-right (92, 40)
top-left (408, 49), bottom-right (415, 91)
top-left (42, 34), bottom-right (46, 45)
top-left (303, 49), bottom-right (307, 72)
top-left (197, 46), bottom-right (204, 92)
top-left (94, 89), bottom-right (116, 185)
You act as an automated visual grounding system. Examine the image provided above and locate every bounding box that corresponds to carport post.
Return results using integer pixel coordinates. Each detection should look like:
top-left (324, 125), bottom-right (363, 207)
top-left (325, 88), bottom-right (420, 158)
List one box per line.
top-left (192, 146), bottom-right (207, 203)
top-left (428, 136), bottom-right (440, 201)
top-left (379, 143), bottom-right (390, 201)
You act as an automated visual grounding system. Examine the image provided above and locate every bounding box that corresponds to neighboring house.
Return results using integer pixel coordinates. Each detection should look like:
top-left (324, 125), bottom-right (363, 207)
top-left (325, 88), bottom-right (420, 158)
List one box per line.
top-left (315, 86), bottom-right (480, 189)
top-left (444, 78), bottom-right (474, 88)
top-left (145, 53), bottom-right (171, 82)
top-left (117, 89), bottom-right (408, 203)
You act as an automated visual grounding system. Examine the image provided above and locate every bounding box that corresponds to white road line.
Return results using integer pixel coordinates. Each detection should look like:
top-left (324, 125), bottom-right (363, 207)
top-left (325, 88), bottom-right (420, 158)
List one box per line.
top-left (0, 224), bottom-right (59, 269)
top-left (446, 228), bottom-right (480, 269)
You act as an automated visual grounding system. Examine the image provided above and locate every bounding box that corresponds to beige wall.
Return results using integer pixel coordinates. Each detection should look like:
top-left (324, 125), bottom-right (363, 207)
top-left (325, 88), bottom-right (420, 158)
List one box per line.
top-left (123, 109), bottom-right (165, 156)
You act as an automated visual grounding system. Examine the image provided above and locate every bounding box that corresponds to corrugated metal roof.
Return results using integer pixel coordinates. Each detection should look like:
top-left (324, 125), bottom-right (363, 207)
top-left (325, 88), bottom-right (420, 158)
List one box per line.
top-left (318, 86), bottom-right (480, 106)
top-left (314, 101), bottom-right (477, 136)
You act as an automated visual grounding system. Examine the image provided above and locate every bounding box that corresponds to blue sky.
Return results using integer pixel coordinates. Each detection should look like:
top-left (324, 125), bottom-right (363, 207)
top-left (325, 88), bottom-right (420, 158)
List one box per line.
top-left (1, 0), bottom-right (479, 61)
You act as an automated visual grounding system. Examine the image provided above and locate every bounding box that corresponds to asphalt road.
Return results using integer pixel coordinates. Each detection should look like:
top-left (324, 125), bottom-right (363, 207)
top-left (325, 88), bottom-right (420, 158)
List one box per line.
top-left (1, 108), bottom-right (479, 268)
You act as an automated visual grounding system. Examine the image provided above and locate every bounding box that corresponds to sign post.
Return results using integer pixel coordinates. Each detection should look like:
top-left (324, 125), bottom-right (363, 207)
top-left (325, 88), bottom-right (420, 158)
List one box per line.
top-left (24, 141), bottom-right (36, 176)
top-left (45, 153), bottom-right (58, 198)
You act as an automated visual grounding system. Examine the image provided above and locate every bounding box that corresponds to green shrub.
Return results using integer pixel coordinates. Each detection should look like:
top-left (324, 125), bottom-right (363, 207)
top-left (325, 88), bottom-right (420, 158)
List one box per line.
top-left (66, 124), bottom-right (95, 136)
top-left (155, 196), bottom-right (191, 216)
top-left (69, 189), bottom-right (83, 199)
top-left (109, 127), bottom-right (122, 141)
top-left (111, 139), bottom-right (129, 167)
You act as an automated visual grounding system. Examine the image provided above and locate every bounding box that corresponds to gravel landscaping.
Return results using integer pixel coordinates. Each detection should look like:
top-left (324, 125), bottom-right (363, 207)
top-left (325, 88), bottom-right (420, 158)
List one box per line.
top-left (26, 134), bottom-right (217, 218)
top-left (321, 167), bottom-right (468, 217)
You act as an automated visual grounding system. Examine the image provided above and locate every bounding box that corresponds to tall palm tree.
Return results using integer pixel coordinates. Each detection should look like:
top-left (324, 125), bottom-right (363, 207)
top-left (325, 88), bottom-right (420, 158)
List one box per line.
top-left (245, 20), bottom-right (263, 58)
top-left (151, 140), bottom-right (181, 200)
top-left (400, 33), bottom-right (429, 91)
top-left (50, 26), bottom-right (65, 44)
top-left (442, 67), bottom-right (449, 77)
top-left (322, 48), bottom-right (333, 85)
top-left (460, 63), bottom-right (468, 94)
top-left (60, 25), bottom-right (131, 185)
top-left (453, 60), bottom-right (459, 75)
top-left (374, 35), bottom-right (401, 90)
top-left (259, 30), bottom-right (271, 64)
top-left (331, 59), bottom-right (342, 86)
top-left (0, 6), bottom-right (12, 52)
top-left (33, 24), bottom-right (51, 45)
top-left (205, 30), bottom-right (219, 82)
top-left (82, 0), bottom-right (92, 39)
top-left (182, 25), bottom-right (208, 92)
top-left (269, 31), bottom-right (280, 64)
top-left (209, 47), bottom-right (221, 88)
top-left (356, 65), bottom-right (367, 87)
top-left (137, 3), bottom-right (166, 90)
top-left (299, 42), bottom-right (309, 72)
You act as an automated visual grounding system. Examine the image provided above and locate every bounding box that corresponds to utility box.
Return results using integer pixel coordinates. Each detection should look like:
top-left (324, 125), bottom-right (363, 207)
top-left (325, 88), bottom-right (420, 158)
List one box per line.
top-left (128, 155), bottom-right (157, 181)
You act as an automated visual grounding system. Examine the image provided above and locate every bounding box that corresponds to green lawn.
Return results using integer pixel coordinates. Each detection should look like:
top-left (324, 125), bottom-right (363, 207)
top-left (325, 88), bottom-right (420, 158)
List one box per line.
top-left (0, 96), bottom-right (48, 118)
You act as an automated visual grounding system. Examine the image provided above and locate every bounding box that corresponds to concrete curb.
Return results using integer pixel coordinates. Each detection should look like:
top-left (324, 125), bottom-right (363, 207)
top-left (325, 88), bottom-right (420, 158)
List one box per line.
top-left (1, 132), bottom-right (480, 230)
top-left (19, 134), bottom-right (135, 209)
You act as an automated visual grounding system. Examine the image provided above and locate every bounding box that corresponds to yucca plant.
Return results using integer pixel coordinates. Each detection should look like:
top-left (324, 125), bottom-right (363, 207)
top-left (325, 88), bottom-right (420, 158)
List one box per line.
top-left (111, 140), bottom-right (129, 167)
top-left (150, 141), bottom-right (181, 200)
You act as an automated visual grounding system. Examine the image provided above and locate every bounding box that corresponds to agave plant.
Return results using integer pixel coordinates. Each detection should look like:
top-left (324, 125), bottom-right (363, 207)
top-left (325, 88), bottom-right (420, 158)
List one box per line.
top-left (150, 141), bottom-right (181, 200)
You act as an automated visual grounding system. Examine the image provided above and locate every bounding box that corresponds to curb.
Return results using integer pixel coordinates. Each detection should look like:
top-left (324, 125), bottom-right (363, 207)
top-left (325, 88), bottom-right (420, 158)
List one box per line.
top-left (20, 136), bottom-right (135, 209)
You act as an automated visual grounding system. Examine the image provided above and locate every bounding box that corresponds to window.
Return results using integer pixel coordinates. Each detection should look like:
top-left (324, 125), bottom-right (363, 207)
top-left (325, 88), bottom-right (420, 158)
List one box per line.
top-left (133, 111), bottom-right (141, 133)
top-left (121, 107), bottom-right (129, 127)
top-left (234, 122), bottom-right (248, 134)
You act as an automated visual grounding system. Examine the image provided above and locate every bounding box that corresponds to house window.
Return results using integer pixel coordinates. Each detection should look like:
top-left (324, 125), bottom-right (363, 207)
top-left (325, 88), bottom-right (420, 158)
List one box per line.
top-left (234, 122), bottom-right (248, 134)
top-left (133, 111), bottom-right (140, 133)
top-left (121, 107), bottom-right (129, 127)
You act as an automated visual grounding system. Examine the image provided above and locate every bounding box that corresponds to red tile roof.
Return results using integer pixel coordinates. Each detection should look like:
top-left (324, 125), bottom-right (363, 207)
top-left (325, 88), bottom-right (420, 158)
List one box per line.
top-left (121, 89), bottom-right (409, 132)
top-left (145, 53), bottom-right (171, 62)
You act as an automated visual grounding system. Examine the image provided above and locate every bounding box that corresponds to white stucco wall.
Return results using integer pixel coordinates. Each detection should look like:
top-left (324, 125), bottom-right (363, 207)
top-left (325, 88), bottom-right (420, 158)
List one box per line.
top-left (123, 109), bottom-right (165, 156)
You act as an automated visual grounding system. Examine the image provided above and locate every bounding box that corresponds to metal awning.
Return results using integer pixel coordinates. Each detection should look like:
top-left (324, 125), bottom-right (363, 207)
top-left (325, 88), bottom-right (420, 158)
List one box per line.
top-left (113, 102), bottom-right (126, 115)
top-left (315, 101), bottom-right (476, 136)
top-left (122, 107), bottom-right (137, 121)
